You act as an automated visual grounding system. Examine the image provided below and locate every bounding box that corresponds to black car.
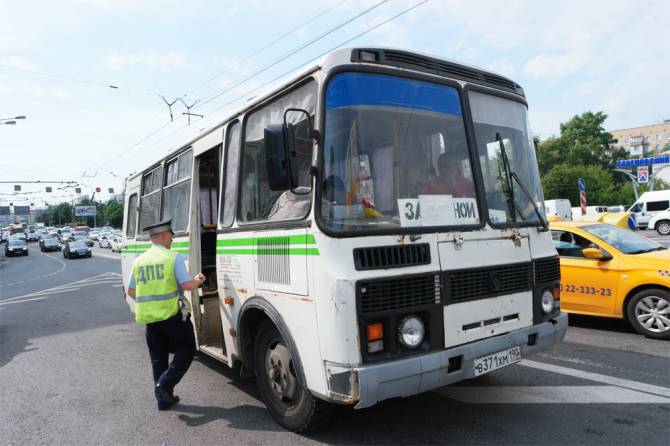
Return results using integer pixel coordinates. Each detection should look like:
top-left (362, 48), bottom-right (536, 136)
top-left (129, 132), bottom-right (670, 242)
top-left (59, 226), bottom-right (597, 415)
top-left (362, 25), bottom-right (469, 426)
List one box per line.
top-left (5, 239), bottom-right (29, 256)
top-left (40, 237), bottom-right (62, 252)
top-left (73, 235), bottom-right (94, 247)
top-left (63, 240), bottom-right (92, 259)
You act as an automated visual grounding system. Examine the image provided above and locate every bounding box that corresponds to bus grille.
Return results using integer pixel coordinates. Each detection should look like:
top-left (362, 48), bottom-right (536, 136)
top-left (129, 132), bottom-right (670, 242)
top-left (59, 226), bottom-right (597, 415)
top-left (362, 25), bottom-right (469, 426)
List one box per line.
top-left (256, 236), bottom-right (291, 285)
top-left (358, 273), bottom-right (441, 314)
top-left (533, 256), bottom-right (561, 284)
top-left (353, 243), bottom-right (431, 270)
top-left (444, 263), bottom-right (531, 304)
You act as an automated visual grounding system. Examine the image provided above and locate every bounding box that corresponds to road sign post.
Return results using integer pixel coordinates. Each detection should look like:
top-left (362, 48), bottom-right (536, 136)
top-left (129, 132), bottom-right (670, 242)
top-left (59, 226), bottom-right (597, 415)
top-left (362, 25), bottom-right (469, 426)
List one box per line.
top-left (637, 167), bottom-right (649, 184)
top-left (578, 178), bottom-right (587, 216)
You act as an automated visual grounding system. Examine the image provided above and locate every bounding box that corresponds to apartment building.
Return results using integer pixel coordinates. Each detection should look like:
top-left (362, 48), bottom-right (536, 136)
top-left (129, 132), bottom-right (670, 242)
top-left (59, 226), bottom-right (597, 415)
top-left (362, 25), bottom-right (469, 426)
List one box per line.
top-left (610, 120), bottom-right (670, 156)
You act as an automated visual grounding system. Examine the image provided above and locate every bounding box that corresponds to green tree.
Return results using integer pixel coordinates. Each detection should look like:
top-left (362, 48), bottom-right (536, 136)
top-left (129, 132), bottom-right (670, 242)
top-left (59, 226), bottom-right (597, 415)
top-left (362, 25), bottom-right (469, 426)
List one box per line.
top-left (536, 111), bottom-right (623, 174)
top-left (542, 163), bottom-right (620, 206)
top-left (103, 199), bottom-right (124, 228)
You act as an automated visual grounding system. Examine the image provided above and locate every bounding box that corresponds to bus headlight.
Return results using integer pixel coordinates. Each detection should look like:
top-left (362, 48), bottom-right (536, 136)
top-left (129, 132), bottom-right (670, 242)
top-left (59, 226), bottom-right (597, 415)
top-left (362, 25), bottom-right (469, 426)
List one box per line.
top-left (541, 290), bottom-right (554, 314)
top-left (398, 315), bottom-right (425, 348)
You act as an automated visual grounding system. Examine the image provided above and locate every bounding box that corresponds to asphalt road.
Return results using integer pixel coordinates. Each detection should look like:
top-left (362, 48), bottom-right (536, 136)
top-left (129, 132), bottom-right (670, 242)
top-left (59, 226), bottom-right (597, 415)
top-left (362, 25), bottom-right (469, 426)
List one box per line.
top-left (1, 238), bottom-right (668, 445)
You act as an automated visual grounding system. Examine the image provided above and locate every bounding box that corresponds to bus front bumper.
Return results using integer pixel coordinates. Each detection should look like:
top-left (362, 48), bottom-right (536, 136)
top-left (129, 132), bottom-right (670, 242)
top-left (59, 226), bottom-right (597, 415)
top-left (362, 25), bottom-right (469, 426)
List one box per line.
top-left (353, 312), bottom-right (568, 409)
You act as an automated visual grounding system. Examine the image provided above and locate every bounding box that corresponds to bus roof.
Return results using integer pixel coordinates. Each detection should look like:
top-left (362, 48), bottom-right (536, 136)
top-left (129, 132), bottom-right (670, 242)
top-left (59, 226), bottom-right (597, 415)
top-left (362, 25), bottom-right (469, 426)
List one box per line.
top-left (128, 47), bottom-right (525, 183)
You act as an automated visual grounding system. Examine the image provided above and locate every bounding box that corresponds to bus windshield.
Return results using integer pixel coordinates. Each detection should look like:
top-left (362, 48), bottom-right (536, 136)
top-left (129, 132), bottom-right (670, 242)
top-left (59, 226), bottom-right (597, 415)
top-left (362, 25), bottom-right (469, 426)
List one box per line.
top-left (469, 91), bottom-right (544, 226)
top-left (320, 72), bottom-right (478, 233)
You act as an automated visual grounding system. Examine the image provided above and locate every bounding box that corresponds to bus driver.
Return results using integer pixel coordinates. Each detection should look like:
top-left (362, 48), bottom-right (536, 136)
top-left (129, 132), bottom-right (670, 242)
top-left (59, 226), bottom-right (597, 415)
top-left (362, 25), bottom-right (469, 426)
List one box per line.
top-left (421, 150), bottom-right (474, 198)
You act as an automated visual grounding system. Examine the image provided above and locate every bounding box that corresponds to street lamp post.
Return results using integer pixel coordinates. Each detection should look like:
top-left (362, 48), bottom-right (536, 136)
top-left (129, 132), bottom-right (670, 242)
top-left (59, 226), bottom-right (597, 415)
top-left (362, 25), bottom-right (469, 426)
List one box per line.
top-left (613, 169), bottom-right (640, 201)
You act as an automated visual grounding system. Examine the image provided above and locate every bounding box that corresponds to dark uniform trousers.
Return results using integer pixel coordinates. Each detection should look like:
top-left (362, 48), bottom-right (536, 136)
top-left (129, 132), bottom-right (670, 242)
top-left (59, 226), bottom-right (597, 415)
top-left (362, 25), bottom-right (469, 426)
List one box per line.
top-left (145, 312), bottom-right (196, 401)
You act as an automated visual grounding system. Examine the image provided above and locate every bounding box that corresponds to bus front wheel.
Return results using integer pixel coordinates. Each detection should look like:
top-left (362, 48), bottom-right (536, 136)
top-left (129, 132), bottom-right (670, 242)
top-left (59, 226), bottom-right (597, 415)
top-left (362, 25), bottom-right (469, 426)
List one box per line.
top-left (253, 322), bottom-right (331, 432)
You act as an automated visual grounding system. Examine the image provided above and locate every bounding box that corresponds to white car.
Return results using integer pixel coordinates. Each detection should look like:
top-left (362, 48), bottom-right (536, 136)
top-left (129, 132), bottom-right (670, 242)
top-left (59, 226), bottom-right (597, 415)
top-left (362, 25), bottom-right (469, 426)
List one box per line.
top-left (648, 208), bottom-right (670, 235)
top-left (98, 235), bottom-right (112, 248)
top-left (110, 237), bottom-right (124, 253)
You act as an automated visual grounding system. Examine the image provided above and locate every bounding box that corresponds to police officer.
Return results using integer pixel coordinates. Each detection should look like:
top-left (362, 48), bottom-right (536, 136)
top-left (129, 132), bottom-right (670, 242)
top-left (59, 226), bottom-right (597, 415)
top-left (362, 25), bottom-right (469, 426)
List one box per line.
top-left (126, 219), bottom-right (206, 410)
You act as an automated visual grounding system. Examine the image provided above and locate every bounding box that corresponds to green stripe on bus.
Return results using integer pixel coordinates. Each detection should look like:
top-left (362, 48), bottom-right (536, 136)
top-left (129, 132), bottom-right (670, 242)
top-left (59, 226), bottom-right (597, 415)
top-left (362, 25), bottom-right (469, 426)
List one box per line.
top-left (216, 248), bottom-right (320, 256)
top-left (216, 234), bottom-right (316, 247)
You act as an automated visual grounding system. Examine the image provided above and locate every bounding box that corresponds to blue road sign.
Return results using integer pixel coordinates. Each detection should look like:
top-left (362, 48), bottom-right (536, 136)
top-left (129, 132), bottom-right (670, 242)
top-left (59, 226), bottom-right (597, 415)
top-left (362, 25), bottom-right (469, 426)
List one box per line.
top-left (578, 178), bottom-right (586, 192)
top-left (616, 155), bottom-right (670, 168)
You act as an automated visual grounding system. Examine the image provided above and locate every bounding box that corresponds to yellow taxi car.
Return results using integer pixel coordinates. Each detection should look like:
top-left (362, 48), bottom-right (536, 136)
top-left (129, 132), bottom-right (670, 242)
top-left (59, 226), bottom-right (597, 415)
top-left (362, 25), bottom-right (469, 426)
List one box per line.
top-left (550, 221), bottom-right (670, 339)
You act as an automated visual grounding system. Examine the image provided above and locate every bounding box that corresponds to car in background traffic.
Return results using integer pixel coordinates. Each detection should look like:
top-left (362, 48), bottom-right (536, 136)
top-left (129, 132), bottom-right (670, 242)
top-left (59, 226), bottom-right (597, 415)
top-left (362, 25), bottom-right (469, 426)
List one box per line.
top-left (73, 235), bottom-right (94, 247)
top-left (98, 235), bottom-right (112, 248)
top-left (39, 237), bottom-right (62, 252)
top-left (110, 237), bottom-right (124, 253)
top-left (26, 232), bottom-right (40, 242)
top-left (551, 221), bottom-right (670, 339)
top-left (648, 209), bottom-right (670, 236)
top-left (5, 239), bottom-right (29, 256)
top-left (63, 240), bottom-right (92, 259)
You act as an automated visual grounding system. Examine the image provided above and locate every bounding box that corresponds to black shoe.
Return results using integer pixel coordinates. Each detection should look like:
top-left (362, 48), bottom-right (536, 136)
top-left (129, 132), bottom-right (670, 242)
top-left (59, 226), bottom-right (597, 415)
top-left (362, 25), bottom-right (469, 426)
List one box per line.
top-left (156, 384), bottom-right (180, 410)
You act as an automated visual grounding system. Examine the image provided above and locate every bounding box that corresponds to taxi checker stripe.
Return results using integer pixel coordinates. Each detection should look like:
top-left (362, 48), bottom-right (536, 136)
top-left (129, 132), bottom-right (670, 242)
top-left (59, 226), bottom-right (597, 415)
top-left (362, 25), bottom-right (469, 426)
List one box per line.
top-left (135, 291), bottom-right (180, 303)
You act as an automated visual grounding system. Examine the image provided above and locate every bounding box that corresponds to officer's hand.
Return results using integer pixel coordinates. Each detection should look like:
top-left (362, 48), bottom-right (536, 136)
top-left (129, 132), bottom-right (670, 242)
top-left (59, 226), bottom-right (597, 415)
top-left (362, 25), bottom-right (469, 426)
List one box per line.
top-left (194, 272), bottom-right (206, 284)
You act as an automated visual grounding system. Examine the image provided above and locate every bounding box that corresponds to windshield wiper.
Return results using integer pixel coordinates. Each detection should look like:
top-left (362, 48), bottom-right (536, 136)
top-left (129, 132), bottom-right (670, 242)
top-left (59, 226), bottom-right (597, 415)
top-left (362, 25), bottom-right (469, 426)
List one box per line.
top-left (496, 133), bottom-right (549, 232)
top-left (495, 133), bottom-right (516, 221)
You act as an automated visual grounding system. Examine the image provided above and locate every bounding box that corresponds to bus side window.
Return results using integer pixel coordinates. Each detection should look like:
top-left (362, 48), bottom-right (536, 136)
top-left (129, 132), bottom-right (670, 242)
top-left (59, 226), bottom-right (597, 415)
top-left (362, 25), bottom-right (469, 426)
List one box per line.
top-left (139, 165), bottom-right (162, 235)
top-left (162, 149), bottom-right (192, 233)
top-left (239, 80), bottom-right (315, 222)
top-left (221, 122), bottom-right (240, 227)
top-left (126, 194), bottom-right (138, 238)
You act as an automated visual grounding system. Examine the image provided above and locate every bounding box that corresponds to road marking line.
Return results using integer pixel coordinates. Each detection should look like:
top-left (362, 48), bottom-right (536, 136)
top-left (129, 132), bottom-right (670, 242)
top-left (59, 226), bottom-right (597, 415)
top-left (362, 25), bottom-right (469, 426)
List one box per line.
top-left (520, 359), bottom-right (670, 398)
top-left (1, 272), bottom-right (123, 302)
top-left (0, 296), bottom-right (48, 306)
top-left (438, 385), bottom-right (670, 404)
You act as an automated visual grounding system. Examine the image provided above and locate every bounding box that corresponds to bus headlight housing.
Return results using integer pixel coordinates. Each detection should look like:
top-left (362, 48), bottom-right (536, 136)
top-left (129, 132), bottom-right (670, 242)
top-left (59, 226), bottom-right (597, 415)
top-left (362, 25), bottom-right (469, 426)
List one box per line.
top-left (541, 290), bottom-right (554, 314)
top-left (398, 315), bottom-right (425, 348)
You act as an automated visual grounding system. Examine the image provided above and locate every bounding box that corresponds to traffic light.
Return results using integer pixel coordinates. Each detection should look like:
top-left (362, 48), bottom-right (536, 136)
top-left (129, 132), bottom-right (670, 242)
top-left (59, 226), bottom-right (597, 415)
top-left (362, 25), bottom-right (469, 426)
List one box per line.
top-left (46, 187), bottom-right (52, 192)
top-left (108, 188), bottom-right (114, 193)
top-left (14, 185), bottom-right (21, 191)
top-left (75, 187), bottom-right (81, 193)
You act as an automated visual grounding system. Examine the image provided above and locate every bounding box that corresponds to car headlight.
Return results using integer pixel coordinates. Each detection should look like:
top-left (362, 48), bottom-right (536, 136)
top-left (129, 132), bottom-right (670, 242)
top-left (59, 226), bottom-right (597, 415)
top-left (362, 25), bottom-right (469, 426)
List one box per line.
top-left (541, 290), bottom-right (554, 314)
top-left (397, 315), bottom-right (425, 348)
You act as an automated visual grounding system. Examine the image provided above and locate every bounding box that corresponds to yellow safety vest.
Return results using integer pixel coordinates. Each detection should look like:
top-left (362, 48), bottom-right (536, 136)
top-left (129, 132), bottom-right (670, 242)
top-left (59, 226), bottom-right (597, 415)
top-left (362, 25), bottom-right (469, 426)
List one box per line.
top-left (132, 246), bottom-right (180, 324)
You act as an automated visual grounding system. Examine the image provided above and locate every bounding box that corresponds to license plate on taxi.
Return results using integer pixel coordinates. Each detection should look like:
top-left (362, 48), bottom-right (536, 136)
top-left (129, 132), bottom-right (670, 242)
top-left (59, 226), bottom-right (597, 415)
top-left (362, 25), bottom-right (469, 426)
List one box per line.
top-left (473, 346), bottom-right (521, 377)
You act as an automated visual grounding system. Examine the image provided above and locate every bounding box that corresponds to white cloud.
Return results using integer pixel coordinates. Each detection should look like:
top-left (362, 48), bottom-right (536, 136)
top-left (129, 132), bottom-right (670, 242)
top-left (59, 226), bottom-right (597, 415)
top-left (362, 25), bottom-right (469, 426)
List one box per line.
top-left (103, 51), bottom-right (187, 72)
top-left (0, 56), bottom-right (37, 71)
top-left (522, 52), bottom-right (584, 80)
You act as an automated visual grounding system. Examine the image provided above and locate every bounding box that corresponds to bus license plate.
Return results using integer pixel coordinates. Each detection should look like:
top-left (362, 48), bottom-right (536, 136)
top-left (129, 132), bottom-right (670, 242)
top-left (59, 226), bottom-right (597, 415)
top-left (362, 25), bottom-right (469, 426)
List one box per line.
top-left (473, 346), bottom-right (521, 377)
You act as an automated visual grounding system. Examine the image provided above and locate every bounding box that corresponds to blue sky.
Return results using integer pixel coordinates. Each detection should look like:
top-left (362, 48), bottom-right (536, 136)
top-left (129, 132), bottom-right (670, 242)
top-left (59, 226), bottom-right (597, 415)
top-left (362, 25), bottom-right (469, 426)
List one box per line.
top-left (1, 0), bottom-right (668, 206)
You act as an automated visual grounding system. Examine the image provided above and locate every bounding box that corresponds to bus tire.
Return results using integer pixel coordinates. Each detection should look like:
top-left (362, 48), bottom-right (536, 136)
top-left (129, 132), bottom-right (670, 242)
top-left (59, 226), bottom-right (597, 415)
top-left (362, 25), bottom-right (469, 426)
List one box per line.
top-left (626, 288), bottom-right (670, 340)
top-left (253, 322), bottom-right (331, 432)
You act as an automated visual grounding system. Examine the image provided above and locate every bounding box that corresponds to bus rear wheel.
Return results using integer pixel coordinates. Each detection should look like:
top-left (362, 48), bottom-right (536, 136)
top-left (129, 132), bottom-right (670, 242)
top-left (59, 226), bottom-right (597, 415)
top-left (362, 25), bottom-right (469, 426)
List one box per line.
top-left (253, 322), bottom-right (331, 432)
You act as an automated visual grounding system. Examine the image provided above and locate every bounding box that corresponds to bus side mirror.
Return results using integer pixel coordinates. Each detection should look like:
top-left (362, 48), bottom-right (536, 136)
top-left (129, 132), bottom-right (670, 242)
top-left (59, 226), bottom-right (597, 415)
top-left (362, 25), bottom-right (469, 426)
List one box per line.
top-left (263, 124), bottom-right (290, 191)
top-left (284, 108), bottom-right (313, 192)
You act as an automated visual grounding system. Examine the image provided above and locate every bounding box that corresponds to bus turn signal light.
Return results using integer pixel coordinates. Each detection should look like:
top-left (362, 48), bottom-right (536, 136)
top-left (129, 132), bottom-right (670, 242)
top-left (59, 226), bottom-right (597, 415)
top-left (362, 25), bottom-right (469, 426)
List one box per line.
top-left (367, 322), bottom-right (383, 341)
top-left (224, 296), bottom-right (234, 305)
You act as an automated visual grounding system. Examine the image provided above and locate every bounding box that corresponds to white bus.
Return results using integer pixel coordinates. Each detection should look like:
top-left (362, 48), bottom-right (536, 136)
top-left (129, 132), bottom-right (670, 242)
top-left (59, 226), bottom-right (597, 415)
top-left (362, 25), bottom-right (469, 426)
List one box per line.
top-left (121, 47), bottom-right (567, 432)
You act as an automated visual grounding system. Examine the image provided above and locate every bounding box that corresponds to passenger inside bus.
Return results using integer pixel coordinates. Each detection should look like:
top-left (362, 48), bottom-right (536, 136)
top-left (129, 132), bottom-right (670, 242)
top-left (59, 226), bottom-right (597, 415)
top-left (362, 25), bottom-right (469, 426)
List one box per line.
top-left (421, 148), bottom-right (475, 198)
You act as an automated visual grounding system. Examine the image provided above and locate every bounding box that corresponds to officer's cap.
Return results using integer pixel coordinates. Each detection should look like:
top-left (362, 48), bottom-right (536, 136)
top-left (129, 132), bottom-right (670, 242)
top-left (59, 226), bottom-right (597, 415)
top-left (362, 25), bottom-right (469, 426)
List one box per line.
top-left (143, 219), bottom-right (173, 236)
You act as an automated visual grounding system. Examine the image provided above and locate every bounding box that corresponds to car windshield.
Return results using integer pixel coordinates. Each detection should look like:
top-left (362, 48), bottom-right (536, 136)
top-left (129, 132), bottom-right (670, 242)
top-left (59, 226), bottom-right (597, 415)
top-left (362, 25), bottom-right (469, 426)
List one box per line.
top-left (582, 224), bottom-right (664, 254)
top-left (70, 241), bottom-right (87, 249)
top-left (320, 72), bottom-right (478, 233)
top-left (9, 240), bottom-right (27, 246)
top-left (45, 237), bottom-right (58, 243)
top-left (469, 91), bottom-right (544, 226)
